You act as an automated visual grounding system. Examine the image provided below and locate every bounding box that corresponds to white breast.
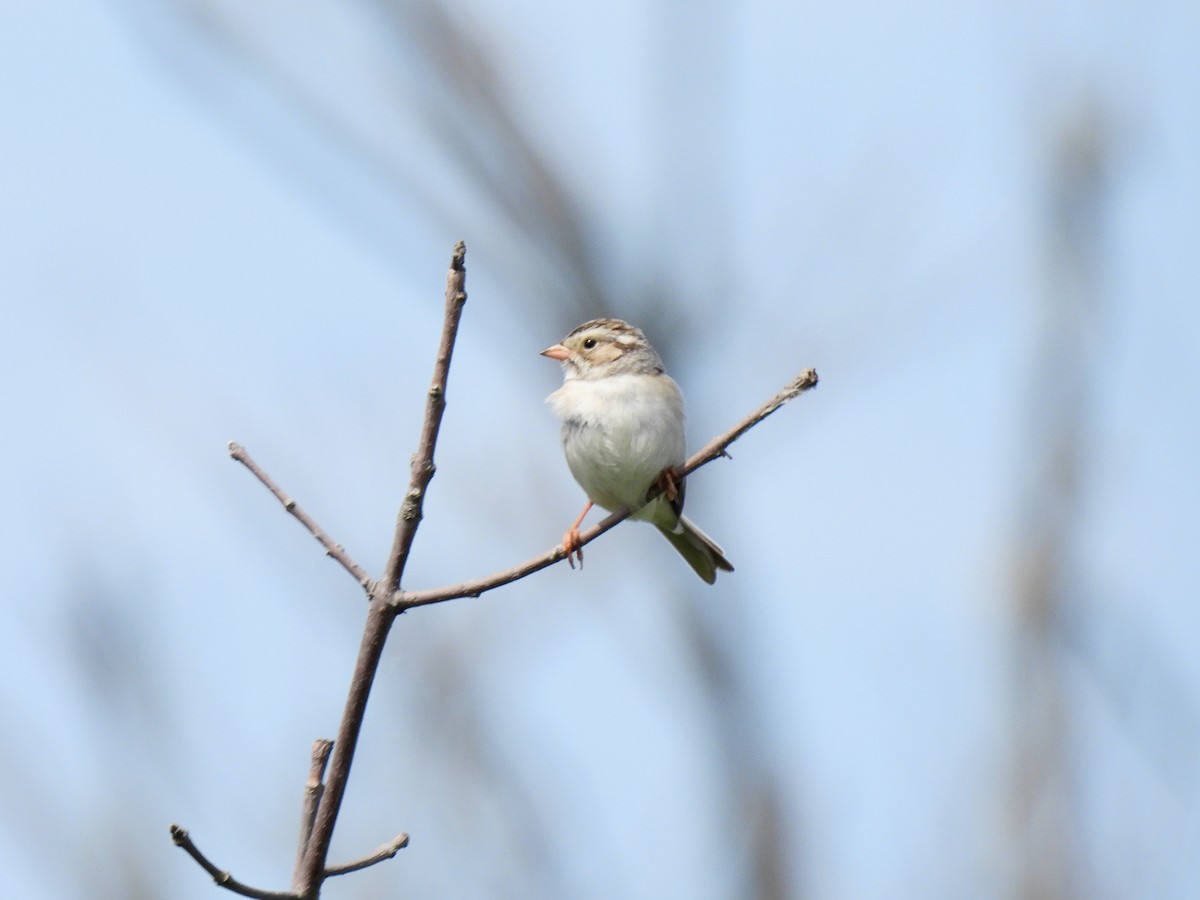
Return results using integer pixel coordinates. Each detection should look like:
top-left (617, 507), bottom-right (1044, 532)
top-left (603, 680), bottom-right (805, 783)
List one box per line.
top-left (548, 372), bottom-right (686, 513)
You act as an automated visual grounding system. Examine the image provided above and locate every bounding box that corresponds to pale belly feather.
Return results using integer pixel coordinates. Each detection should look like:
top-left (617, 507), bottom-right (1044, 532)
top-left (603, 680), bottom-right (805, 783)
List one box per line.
top-left (549, 372), bottom-right (685, 516)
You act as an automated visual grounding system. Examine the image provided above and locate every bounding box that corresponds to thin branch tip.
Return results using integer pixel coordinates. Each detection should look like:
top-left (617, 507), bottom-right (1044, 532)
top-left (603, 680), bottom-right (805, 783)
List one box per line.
top-left (794, 367), bottom-right (819, 391)
top-left (325, 833), bottom-right (411, 878)
top-left (309, 738), bottom-right (334, 778)
top-left (171, 823), bottom-right (299, 899)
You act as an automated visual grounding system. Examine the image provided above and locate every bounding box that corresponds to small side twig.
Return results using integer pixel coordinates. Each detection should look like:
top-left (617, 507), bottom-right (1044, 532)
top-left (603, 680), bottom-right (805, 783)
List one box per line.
top-left (392, 367), bottom-right (818, 610)
top-left (325, 833), bottom-right (411, 878)
top-left (293, 740), bottom-right (334, 882)
top-left (229, 443), bottom-right (372, 591)
top-left (170, 825), bottom-right (299, 900)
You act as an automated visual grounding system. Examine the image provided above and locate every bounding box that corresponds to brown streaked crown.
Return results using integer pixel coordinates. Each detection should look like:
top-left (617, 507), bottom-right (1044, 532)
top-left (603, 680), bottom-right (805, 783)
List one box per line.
top-left (553, 319), bottom-right (665, 379)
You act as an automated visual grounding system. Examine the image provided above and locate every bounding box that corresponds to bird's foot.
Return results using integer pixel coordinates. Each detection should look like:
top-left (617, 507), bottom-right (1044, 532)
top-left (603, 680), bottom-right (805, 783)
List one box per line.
top-left (562, 527), bottom-right (584, 569)
top-left (655, 467), bottom-right (681, 504)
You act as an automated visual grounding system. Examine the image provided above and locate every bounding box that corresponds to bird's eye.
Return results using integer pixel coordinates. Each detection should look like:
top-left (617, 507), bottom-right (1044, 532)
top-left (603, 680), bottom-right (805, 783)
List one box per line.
top-left (582, 338), bottom-right (597, 349)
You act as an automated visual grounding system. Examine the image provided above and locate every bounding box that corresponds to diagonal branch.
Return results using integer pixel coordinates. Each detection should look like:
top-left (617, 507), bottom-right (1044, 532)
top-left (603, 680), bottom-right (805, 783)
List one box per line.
top-left (170, 825), bottom-right (299, 900)
top-left (229, 443), bottom-right (372, 590)
top-left (392, 368), bottom-right (818, 610)
top-left (687, 368), bottom-right (819, 468)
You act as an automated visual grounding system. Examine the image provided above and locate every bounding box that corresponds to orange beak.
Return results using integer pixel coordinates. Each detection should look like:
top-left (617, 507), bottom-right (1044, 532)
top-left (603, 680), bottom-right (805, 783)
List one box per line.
top-left (540, 343), bottom-right (571, 361)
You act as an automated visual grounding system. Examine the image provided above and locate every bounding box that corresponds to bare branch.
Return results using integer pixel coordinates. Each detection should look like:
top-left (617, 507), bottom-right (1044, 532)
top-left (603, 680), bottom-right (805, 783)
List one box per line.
top-left (325, 832), bottom-right (411, 878)
top-left (687, 369), bottom-right (819, 470)
top-left (170, 825), bottom-right (299, 900)
top-left (293, 243), bottom-right (468, 898)
top-left (392, 367), bottom-right (819, 610)
top-left (293, 739), bottom-right (333, 883)
top-left (183, 239), bottom-right (818, 900)
top-left (381, 239), bottom-right (469, 592)
top-left (228, 443), bottom-right (372, 591)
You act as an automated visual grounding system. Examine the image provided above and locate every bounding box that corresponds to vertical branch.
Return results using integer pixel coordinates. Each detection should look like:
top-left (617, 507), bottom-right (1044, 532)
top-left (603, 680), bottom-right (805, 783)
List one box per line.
top-left (382, 240), bottom-right (469, 591)
top-left (294, 242), bottom-right (469, 898)
top-left (293, 740), bottom-right (333, 884)
top-left (295, 599), bottom-right (396, 897)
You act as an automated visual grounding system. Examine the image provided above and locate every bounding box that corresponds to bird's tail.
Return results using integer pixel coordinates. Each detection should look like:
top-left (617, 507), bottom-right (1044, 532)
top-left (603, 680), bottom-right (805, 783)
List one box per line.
top-left (657, 516), bottom-right (735, 584)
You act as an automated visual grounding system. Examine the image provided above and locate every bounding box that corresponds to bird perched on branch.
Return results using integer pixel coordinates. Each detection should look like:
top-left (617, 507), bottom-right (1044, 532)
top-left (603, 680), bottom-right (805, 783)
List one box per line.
top-left (542, 318), bottom-right (734, 584)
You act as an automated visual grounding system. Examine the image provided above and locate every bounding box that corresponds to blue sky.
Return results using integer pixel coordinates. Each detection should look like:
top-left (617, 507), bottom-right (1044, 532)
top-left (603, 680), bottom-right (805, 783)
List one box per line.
top-left (3, 2), bottom-right (1199, 898)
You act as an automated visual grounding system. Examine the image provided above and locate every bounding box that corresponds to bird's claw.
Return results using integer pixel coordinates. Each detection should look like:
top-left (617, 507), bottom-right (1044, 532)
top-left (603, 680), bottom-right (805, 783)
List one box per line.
top-left (562, 528), bottom-right (584, 570)
top-left (656, 467), bottom-right (681, 504)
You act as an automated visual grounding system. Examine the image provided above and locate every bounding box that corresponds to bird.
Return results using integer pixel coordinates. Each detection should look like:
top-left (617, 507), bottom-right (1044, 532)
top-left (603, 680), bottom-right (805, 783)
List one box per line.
top-left (541, 318), bottom-right (734, 583)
